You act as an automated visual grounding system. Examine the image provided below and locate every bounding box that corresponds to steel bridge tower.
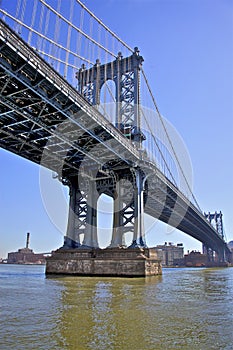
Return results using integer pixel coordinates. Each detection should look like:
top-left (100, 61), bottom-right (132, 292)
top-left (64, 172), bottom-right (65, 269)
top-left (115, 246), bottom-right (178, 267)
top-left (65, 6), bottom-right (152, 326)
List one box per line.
top-left (203, 211), bottom-right (225, 261)
top-left (63, 48), bottom-right (147, 249)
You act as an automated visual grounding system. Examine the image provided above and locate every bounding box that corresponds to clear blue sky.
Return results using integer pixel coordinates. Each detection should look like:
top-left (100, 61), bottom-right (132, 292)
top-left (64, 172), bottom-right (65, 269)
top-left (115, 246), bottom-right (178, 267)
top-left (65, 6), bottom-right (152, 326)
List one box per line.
top-left (0, 0), bottom-right (232, 258)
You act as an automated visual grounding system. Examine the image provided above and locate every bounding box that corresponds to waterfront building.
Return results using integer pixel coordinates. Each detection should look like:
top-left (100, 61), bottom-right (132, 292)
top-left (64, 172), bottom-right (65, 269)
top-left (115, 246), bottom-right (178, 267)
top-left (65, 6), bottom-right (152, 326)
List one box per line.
top-left (154, 242), bottom-right (184, 267)
top-left (7, 233), bottom-right (46, 265)
top-left (7, 248), bottom-right (46, 265)
top-left (184, 251), bottom-right (208, 267)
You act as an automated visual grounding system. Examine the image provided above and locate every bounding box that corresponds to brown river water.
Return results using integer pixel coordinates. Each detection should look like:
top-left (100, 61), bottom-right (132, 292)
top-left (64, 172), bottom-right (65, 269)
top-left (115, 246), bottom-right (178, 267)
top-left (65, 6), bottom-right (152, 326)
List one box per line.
top-left (0, 264), bottom-right (232, 349)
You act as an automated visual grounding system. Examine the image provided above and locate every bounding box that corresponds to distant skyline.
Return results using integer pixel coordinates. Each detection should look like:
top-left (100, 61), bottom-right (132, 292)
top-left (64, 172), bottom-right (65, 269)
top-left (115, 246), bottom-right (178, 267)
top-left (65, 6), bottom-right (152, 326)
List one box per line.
top-left (1, 0), bottom-right (233, 258)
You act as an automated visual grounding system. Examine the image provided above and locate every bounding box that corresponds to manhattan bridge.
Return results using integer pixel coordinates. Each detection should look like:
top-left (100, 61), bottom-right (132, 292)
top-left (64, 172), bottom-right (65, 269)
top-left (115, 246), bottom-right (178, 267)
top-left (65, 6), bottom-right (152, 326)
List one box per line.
top-left (0, 0), bottom-right (231, 263)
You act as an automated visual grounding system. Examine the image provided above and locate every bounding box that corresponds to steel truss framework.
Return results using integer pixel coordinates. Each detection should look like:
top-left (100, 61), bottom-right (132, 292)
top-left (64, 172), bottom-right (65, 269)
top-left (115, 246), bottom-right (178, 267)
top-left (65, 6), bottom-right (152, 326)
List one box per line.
top-left (0, 19), bottom-right (231, 261)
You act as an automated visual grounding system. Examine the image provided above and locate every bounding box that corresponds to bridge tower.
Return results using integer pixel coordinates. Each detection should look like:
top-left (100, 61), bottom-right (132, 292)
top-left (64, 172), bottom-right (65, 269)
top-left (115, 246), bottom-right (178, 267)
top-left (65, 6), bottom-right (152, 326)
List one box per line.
top-left (203, 211), bottom-right (225, 261)
top-left (77, 47), bottom-right (145, 142)
top-left (63, 48), bottom-right (147, 250)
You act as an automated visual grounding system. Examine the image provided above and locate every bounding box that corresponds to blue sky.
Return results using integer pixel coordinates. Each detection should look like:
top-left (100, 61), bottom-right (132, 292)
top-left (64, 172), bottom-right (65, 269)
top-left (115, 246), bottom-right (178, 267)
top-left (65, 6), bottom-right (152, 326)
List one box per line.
top-left (0, 0), bottom-right (232, 258)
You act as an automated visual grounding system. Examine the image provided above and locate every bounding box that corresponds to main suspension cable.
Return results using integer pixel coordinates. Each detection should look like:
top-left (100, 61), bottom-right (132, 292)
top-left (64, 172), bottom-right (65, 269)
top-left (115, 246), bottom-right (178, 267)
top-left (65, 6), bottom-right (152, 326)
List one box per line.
top-left (76, 0), bottom-right (134, 53)
top-left (39, 0), bottom-right (117, 58)
top-left (141, 69), bottom-right (202, 211)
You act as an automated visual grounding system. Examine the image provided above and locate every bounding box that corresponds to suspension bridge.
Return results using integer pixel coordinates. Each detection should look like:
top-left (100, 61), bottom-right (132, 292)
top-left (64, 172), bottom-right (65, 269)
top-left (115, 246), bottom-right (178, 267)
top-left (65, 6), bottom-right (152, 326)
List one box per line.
top-left (0, 0), bottom-right (231, 273)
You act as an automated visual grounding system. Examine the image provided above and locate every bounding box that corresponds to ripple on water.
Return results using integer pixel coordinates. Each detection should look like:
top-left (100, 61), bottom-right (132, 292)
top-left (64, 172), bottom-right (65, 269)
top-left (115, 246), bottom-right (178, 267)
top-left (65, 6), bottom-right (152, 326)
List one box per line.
top-left (0, 265), bottom-right (233, 350)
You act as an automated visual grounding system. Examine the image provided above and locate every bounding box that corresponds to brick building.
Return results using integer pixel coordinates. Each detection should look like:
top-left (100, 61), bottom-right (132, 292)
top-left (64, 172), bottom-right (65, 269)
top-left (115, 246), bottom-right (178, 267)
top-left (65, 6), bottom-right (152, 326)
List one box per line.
top-left (7, 247), bottom-right (46, 264)
top-left (7, 232), bottom-right (46, 264)
top-left (184, 251), bottom-right (208, 267)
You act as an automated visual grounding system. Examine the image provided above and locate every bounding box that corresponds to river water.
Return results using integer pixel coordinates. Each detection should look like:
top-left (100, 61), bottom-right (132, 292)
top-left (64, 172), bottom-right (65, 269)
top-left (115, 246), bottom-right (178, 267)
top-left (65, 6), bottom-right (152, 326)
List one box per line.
top-left (0, 264), bottom-right (232, 350)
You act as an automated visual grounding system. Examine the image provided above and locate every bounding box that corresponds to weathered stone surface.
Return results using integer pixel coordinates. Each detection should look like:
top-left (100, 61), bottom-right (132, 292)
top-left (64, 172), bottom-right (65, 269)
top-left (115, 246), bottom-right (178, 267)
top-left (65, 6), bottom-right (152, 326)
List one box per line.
top-left (46, 248), bottom-right (162, 277)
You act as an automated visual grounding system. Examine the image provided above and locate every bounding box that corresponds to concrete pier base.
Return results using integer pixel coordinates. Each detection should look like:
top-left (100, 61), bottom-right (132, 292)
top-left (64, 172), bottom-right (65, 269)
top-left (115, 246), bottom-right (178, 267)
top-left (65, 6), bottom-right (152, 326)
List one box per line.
top-left (46, 247), bottom-right (162, 277)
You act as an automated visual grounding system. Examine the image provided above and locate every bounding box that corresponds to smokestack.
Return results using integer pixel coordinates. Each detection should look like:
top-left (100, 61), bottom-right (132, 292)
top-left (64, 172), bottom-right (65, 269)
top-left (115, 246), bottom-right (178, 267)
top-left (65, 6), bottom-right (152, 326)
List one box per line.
top-left (26, 232), bottom-right (30, 249)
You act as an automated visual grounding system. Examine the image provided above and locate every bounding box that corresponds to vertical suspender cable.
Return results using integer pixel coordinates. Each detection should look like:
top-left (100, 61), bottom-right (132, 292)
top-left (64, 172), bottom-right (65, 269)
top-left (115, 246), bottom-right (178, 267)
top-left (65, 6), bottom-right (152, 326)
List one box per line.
top-left (142, 69), bottom-right (201, 211)
top-left (42, 5), bottom-right (50, 57)
top-left (53, 0), bottom-right (61, 72)
top-left (15, 0), bottom-right (22, 33)
top-left (79, 6), bottom-right (85, 58)
top-left (37, 1), bottom-right (45, 54)
top-left (64, 0), bottom-right (74, 79)
top-left (28, 0), bottom-right (38, 46)
top-left (76, 0), bottom-right (134, 54)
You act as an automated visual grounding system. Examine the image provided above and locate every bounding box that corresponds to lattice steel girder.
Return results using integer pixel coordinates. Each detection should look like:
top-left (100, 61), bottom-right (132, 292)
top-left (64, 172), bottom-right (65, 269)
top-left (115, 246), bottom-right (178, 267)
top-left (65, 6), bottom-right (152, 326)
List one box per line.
top-left (0, 19), bottom-right (140, 175)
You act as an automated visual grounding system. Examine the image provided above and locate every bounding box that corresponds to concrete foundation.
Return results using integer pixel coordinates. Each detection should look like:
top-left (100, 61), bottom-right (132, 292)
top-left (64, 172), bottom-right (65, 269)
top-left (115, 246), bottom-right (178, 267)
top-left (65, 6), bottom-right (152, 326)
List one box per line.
top-left (46, 247), bottom-right (162, 277)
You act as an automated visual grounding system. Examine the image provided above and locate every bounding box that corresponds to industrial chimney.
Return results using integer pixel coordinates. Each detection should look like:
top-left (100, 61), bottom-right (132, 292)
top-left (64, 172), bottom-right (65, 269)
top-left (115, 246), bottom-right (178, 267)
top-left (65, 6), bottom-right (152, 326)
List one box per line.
top-left (26, 232), bottom-right (30, 249)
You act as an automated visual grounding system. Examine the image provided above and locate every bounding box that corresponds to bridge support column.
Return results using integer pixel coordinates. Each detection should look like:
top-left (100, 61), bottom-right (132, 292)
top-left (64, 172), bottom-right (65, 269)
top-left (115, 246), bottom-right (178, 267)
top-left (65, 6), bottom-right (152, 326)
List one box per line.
top-left (109, 181), bottom-right (125, 247)
top-left (203, 244), bottom-right (215, 263)
top-left (82, 180), bottom-right (99, 248)
top-left (63, 177), bottom-right (99, 249)
top-left (217, 248), bottom-right (226, 263)
top-left (130, 168), bottom-right (146, 248)
top-left (63, 178), bottom-right (83, 248)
